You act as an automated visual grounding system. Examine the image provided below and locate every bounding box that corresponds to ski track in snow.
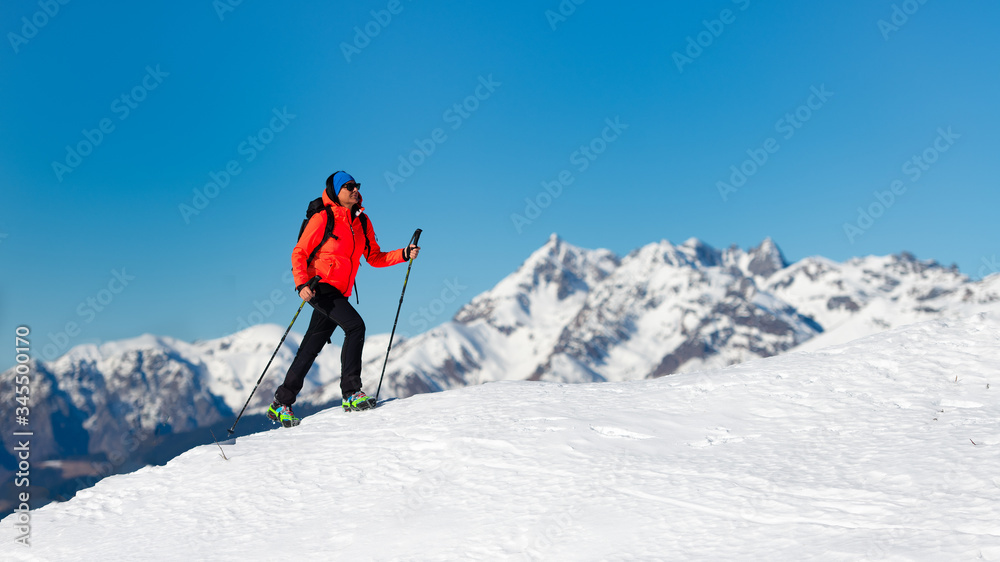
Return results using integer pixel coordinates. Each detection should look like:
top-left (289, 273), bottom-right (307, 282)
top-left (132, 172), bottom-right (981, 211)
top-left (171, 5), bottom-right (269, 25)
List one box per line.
top-left (4, 315), bottom-right (1000, 560)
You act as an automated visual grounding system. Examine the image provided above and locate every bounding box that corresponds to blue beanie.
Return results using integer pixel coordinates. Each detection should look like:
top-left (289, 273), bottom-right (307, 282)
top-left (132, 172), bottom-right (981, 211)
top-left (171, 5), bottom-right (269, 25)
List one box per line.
top-left (330, 171), bottom-right (355, 191)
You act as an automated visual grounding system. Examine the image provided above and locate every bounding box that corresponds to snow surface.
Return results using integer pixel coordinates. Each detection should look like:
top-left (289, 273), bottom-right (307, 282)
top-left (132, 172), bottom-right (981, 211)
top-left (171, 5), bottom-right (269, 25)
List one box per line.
top-left (4, 314), bottom-right (1000, 560)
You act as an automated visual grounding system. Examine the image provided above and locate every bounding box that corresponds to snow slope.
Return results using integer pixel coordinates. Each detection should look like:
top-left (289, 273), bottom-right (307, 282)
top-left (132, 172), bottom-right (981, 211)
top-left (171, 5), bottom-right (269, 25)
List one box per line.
top-left (5, 314), bottom-right (999, 560)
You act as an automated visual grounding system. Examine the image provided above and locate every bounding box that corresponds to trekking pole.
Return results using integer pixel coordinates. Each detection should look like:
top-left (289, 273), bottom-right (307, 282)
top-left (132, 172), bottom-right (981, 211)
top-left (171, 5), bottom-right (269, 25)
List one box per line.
top-left (375, 229), bottom-right (421, 404)
top-left (227, 275), bottom-right (320, 436)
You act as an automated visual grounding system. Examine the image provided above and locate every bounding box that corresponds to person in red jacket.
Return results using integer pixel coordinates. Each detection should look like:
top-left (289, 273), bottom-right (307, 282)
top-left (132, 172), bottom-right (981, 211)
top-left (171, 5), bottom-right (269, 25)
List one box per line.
top-left (267, 171), bottom-right (419, 426)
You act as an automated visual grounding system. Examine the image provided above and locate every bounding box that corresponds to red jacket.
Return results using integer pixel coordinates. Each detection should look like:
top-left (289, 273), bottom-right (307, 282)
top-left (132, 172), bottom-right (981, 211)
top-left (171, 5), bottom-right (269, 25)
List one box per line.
top-left (292, 190), bottom-right (406, 296)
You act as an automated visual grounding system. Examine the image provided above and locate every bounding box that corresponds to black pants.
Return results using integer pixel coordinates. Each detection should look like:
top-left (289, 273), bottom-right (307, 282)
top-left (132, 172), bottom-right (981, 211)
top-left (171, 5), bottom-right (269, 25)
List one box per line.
top-left (274, 285), bottom-right (366, 405)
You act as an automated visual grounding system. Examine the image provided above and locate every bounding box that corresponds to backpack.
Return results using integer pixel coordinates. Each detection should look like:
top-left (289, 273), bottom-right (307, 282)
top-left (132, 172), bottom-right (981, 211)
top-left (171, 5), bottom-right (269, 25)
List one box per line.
top-left (297, 197), bottom-right (371, 267)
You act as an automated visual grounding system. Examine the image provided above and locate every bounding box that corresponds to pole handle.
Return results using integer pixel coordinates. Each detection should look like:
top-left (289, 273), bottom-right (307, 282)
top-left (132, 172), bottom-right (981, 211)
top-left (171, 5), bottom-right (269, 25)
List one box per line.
top-left (411, 229), bottom-right (422, 248)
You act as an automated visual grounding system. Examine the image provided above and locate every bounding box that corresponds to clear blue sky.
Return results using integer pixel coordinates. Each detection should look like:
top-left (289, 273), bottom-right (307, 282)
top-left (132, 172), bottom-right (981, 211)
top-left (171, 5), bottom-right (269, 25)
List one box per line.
top-left (2, 0), bottom-right (998, 367)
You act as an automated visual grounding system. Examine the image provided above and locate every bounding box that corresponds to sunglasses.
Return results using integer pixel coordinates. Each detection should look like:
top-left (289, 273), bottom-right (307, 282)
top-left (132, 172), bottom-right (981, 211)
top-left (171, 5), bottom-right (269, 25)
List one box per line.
top-left (341, 182), bottom-right (361, 192)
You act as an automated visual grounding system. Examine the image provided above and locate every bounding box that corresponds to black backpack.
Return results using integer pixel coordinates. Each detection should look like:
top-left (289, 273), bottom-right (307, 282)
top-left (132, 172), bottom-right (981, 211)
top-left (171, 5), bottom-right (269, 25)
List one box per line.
top-left (297, 197), bottom-right (371, 267)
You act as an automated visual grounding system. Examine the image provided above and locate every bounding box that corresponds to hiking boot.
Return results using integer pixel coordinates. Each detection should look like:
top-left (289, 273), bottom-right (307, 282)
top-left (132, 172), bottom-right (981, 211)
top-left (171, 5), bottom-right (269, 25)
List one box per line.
top-left (342, 391), bottom-right (375, 412)
top-left (266, 400), bottom-right (300, 428)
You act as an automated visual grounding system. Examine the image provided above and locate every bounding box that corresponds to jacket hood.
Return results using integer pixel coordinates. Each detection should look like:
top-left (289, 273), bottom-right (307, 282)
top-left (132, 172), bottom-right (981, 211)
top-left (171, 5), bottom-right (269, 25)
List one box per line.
top-left (322, 187), bottom-right (364, 215)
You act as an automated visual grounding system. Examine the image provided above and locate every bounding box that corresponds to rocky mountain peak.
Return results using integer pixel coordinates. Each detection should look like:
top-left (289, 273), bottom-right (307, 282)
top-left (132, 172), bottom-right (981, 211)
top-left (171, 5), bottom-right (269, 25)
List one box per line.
top-left (678, 237), bottom-right (723, 268)
top-left (747, 237), bottom-right (788, 279)
top-left (453, 234), bottom-right (618, 326)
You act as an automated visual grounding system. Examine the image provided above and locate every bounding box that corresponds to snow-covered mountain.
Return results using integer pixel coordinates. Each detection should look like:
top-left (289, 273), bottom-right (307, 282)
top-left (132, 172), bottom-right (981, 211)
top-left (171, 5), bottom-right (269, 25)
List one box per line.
top-left (4, 235), bottom-right (1000, 514)
top-left (375, 234), bottom-right (1000, 396)
top-left (0, 327), bottom-right (395, 513)
top-left (0, 327), bottom-right (399, 462)
top-left (767, 251), bottom-right (1000, 350)
top-left (4, 314), bottom-right (998, 560)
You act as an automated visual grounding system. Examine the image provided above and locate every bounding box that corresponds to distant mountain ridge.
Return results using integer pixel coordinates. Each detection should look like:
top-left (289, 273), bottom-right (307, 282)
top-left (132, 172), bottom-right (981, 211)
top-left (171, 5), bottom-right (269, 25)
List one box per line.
top-left (375, 234), bottom-right (999, 396)
top-left (4, 235), bottom-right (1000, 513)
